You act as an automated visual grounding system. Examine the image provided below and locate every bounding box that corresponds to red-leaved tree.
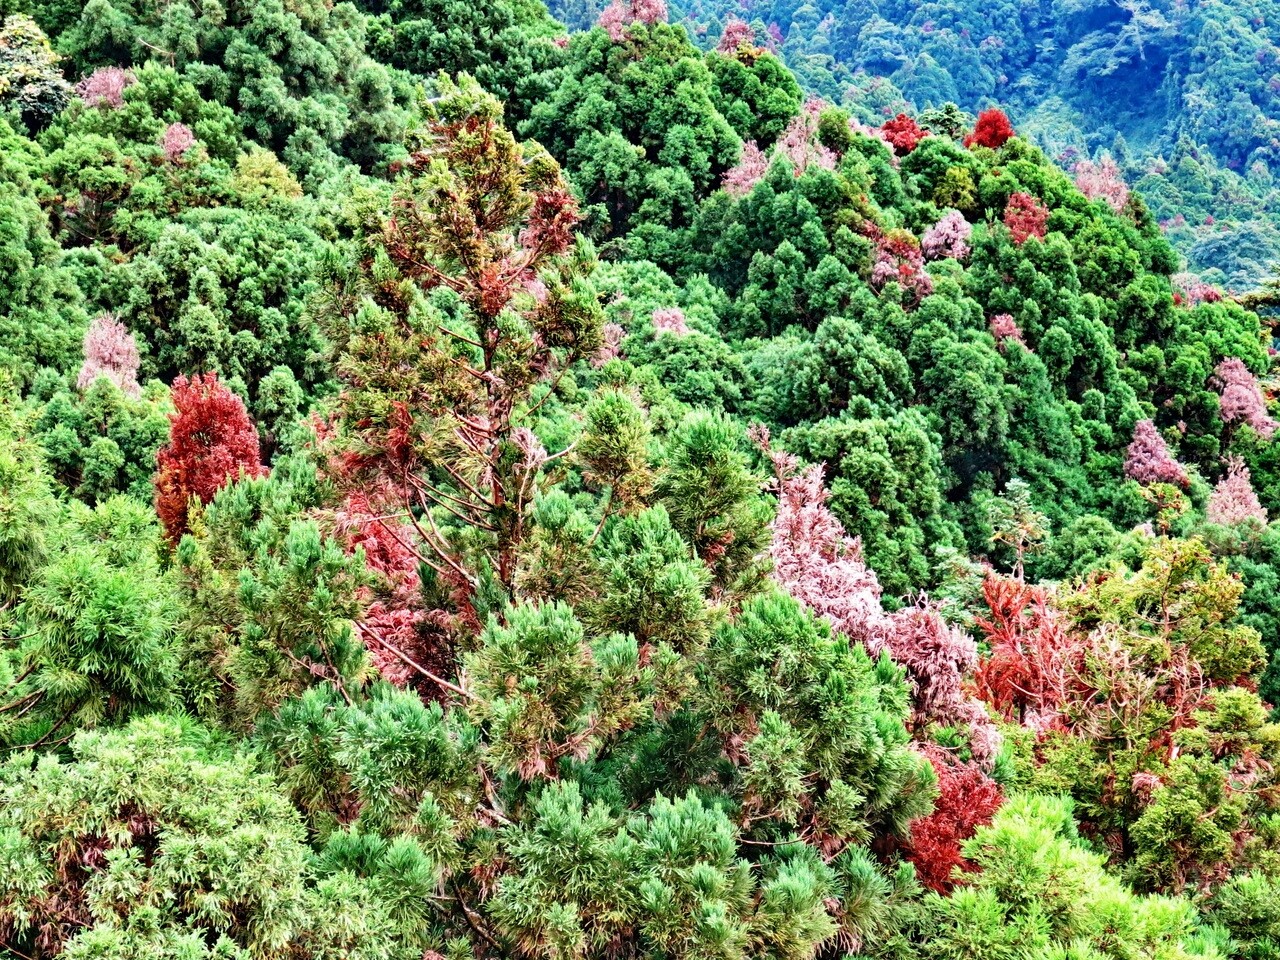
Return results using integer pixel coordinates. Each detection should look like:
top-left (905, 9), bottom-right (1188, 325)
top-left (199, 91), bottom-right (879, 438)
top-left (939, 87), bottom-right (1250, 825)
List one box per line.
top-left (869, 226), bottom-right (933, 305)
top-left (896, 744), bottom-right (1004, 892)
top-left (1171, 273), bottom-right (1223, 306)
top-left (1003, 192), bottom-right (1048, 244)
top-left (973, 575), bottom-right (1075, 731)
top-left (330, 491), bottom-right (467, 698)
top-left (881, 113), bottom-right (925, 155)
top-left (154, 373), bottom-right (266, 543)
top-left (965, 108), bottom-right (1014, 149)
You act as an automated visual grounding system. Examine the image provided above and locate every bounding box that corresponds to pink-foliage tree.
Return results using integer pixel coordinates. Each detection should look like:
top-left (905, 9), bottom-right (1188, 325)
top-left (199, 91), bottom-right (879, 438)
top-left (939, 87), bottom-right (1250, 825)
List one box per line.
top-left (758, 434), bottom-right (887, 647)
top-left (716, 17), bottom-right (756, 53)
top-left (77, 313), bottom-right (141, 398)
top-left (989, 314), bottom-right (1024, 350)
top-left (1171, 273), bottom-right (1223, 306)
top-left (1125, 419), bottom-right (1189, 487)
top-left (161, 122), bottom-right (196, 163)
top-left (74, 66), bottom-right (134, 108)
top-left (777, 103), bottom-right (837, 176)
top-left (598, 0), bottom-right (668, 40)
top-left (1207, 457), bottom-right (1268, 526)
top-left (1215, 357), bottom-right (1277, 439)
top-left (652, 306), bottom-right (691, 337)
top-left (870, 227), bottom-right (933, 305)
top-left (1003, 192), bottom-right (1048, 244)
top-left (872, 601), bottom-right (1002, 767)
top-left (921, 210), bottom-right (971, 261)
top-left (756, 426), bottom-right (1001, 766)
top-left (722, 139), bottom-right (770, 197)
top-left (593, 322), bottom-right (626, 367)
top-left (1074, 155), bottom-right (1129, 213)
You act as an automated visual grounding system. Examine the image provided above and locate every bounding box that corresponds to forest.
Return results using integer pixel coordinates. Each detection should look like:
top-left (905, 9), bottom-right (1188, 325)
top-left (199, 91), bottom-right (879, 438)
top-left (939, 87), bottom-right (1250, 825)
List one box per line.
top-left (2, 0), bottom-right (1280, 957)
top-left (546, 0), bottom-right (1280, 289)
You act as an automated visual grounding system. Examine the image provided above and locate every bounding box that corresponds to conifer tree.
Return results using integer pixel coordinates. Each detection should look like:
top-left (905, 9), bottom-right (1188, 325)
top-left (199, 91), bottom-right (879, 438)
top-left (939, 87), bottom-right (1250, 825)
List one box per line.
top-left (325, 75), bottom-right (602, 604)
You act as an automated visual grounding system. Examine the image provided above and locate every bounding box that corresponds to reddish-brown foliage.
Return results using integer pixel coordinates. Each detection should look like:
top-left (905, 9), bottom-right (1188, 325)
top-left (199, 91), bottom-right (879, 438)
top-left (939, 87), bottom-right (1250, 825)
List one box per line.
top-left (154, 373), bottom-right (266, 543)
top-left (973, 575), bottom-right (1075, 730)
top-left (898, 744), bottom-right (1004, 892)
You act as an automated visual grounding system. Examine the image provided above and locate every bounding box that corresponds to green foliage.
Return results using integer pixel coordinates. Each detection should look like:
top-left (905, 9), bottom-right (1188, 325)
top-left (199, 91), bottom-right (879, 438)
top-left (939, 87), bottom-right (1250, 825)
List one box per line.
top-left (7, 499), bottom-right (176, 743)
top-left (917, 794), bottom-right (1218, 960)
top-left (654, 409), bottom-right (769, 595)
top-left (6, 3), bottom-right (1280, 956)
top-left (362, 0), bottom-right (565, 123)
top-left (0, 397), bottom-right (59, 603)
top-left (175, 468), bottom-right (370, 726)
top-left (524, 23), bottom-right (741, 241)
top-left (0, 716), bottom-right (313, 956)
top-left (703, 591), bottom-right (934, 849)
top-left (465, 601), bottom-right (658, 780)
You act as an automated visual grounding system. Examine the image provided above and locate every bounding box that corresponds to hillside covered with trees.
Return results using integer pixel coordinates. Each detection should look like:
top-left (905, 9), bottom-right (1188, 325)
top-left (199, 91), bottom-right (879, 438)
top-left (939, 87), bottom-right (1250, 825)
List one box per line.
top-left (2, 0), bottom-right (1280, 957)
top-left (563, 0), bottom-right (1280, 288)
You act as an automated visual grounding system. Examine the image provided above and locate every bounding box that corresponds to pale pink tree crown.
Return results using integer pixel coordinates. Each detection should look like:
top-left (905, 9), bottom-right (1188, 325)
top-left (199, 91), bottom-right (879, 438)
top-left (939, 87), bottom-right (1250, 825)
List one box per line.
top-left (723, 140), bottom-right (769, 197)
top-left (1215, 357), bottom-right (1277, 439)
top-left (592, 322), bottom-right (626, 368)
top-left (652, 306), bottom-right (691, 337)
top-left (989, 314), bottom-right (1024, 350)
top-left (922, 210), bottom-right (972, 261)
top-left (161, 122), bottom-right (196, 163)
top-left (1207, 456), bottom-right (1268, 526)
top-left (754, 425), bottom-right (1000, 766)
top-left (598, 0), bottom-right (668, 40)
top-left (1125, 419), bottom-right (1188, 487)
top-left (77, 313), bottom-right (141, 398)
top-left (717, 17), bottom-right (756, 53)
top-left (74, 66), bottom-right (135, 109)
top-left (1074, 155), bottom-right (1129, 213)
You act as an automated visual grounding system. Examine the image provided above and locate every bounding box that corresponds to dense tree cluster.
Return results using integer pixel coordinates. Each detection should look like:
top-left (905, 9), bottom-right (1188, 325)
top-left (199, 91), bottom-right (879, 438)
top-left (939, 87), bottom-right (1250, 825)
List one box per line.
top-left (662, 0), bottom-right (1280, 286)
top-left (4, 2), bottom-right (1280, 959)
